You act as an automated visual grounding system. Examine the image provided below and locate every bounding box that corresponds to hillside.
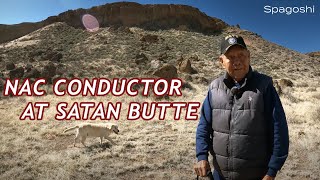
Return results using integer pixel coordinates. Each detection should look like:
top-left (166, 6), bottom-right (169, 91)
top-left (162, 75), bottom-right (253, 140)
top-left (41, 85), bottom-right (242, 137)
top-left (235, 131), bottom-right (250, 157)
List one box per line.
top-left (1, 22), bottom-right (319, 83)
top-left (0, 2), bottom-right (319, 180)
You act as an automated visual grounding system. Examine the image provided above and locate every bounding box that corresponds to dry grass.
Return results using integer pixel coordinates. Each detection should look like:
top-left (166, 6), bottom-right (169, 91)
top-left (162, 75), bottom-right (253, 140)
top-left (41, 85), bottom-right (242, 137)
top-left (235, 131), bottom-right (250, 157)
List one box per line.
top-left (0, 83), bottom-right (208, 180)
top-left (276, 83), bottom-right (320, 180)
top-left (0, 23), bottom-right (319, 180)
top-left (0, 81), bottom-right (319, 180)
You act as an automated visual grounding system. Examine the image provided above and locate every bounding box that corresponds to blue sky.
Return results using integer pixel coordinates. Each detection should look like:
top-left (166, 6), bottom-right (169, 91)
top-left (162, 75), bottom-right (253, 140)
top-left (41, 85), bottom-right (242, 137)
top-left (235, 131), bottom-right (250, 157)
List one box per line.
top-left (0, 0), bottom-right (319, 53)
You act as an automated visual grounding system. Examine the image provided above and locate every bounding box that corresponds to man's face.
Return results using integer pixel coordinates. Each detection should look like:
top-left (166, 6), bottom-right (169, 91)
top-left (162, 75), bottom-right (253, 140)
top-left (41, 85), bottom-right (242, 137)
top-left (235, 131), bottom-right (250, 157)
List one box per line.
top-left (219, 45), bottom-right (250, 82)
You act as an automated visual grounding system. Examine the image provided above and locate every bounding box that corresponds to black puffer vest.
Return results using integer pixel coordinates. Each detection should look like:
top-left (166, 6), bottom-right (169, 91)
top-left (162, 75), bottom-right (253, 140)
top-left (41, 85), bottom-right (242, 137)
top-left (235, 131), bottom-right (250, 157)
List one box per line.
top-left (208, 67), bottom-right (273, 180)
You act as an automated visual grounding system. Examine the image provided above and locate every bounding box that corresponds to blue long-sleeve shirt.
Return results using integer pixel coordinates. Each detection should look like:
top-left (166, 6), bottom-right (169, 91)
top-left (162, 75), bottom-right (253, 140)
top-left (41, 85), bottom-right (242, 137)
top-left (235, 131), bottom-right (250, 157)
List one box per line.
top-left (196, 82), bottom-right (289, 178)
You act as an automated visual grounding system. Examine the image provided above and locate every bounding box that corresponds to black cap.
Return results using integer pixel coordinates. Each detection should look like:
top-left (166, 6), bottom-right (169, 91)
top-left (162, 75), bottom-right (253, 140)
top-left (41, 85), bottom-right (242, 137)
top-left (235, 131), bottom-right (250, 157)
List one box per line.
top-left (221, 35), bottom-right (247, 54)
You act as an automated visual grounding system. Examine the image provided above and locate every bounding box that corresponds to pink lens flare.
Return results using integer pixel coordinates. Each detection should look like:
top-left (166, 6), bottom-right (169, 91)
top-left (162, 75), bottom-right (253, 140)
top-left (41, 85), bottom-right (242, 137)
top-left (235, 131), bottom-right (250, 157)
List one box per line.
top-left (81, 14), bottom-right (99, 32)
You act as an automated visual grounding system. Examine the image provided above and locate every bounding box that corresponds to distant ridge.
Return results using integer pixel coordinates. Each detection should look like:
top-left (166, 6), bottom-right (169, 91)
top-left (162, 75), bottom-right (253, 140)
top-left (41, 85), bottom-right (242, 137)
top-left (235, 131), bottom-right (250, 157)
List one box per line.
top-left (0, 2), bottom-right (227, 44)
top-left (306, 51), bottom-right (320, 58)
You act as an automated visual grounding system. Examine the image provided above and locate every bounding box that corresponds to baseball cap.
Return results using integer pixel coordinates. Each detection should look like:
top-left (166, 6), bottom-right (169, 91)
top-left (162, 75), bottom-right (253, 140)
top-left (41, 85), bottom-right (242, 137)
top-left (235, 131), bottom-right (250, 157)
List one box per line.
top-left (221, 35), bottom-right (247, 54)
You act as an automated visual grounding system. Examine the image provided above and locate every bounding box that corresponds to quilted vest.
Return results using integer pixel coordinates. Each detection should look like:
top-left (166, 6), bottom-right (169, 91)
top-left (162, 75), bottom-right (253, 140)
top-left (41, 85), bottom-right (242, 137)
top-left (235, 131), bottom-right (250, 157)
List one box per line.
top-left (209, 68), bottom-right (273, 180)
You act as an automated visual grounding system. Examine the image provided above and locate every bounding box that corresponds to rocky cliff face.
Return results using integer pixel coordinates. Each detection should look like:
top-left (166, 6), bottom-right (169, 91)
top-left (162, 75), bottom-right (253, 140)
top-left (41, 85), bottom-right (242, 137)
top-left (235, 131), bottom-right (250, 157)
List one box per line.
top-left (0, 2), bottom-right (227, 44)
top-left (306, 51), bottom-right (320, 58)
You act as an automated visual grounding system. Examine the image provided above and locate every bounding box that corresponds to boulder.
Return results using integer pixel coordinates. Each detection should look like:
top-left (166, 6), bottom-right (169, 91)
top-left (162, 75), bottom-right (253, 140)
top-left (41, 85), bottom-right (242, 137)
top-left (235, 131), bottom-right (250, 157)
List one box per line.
top-left (47, 52), bottom-right (63, 62)
top-left (178, 59), bottom-right (197, 74)
top-left (24, 68), bottom-right (41, 79)
top-left (140, 34), bottom-right (159, 43)
top-left (153, 64), bottom-right (178, 80)
top-left (9, 67), bottom-right (24, 79)
top-left (279, 79), bottom-right (294, 88)
top-left (6, 62), bottom-right (15, 70)
top-left (41, 62), bottom-right (56, 83)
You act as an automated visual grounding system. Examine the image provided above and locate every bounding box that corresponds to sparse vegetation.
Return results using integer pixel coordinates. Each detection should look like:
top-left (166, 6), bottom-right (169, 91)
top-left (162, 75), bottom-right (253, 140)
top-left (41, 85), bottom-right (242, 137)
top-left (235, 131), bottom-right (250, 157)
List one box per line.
top-left (0, 23), bottom-right (319, 180)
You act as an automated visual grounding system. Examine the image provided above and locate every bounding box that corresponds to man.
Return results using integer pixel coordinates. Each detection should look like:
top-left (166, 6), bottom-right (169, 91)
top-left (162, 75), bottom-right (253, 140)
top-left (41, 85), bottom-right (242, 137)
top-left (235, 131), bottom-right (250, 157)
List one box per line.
top-left (194, 35), bottom-right (289, 180)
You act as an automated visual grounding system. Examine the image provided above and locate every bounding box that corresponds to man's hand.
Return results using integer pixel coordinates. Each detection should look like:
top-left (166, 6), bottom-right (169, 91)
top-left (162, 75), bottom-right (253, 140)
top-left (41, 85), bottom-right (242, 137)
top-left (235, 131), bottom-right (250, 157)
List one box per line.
top-left (262, 175), bottom-right (275, 180)
top-left (194, 160), bottom-right (211, 177)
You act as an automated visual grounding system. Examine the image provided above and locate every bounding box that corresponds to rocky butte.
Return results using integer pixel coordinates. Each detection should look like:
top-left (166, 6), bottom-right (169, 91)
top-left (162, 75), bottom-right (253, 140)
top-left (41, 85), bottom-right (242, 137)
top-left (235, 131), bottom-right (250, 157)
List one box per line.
top-left (0, 2), bottom-right (227, 44)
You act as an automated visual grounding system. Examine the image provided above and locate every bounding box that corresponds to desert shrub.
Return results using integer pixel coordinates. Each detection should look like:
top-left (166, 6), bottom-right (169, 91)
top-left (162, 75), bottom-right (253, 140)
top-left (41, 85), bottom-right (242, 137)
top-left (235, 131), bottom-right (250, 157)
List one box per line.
top-left (315, 107), bottom-right (320, 122)
top-left (312, 93), bottom-right (320, 100)
top-left (296, 82), bottom-right (309, 88)
top-left (283, 91), bottom-right (300, 103)
top-left (306, 87), bottom-right (316, 92)
top-left (286, 115), bottom-right (303, 124)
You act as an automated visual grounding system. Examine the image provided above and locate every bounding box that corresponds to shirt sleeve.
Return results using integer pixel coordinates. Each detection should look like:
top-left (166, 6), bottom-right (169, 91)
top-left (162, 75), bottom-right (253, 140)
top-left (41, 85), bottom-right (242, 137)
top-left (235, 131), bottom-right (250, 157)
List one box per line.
top-left (196, 90), bottom-right (213, 161)
top-left (265, 82), bottom-right (290, 177)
